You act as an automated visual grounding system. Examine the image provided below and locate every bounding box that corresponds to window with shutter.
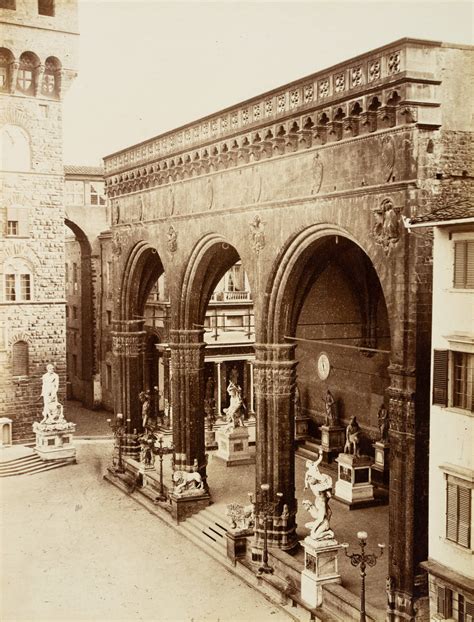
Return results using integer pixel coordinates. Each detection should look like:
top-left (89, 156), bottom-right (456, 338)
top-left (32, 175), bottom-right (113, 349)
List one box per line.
top-left (452, 352), bottom-right (474, 411)
top-left (446, 477), bottom-right (472, 548)
top-left (12, 340), bottom-right (28, 376)
top-left (454, 240), bottom-right (474, 289)
top-left (433, 350), bottom-right (449, 406)
top-left (437, 585), bottom-right (453, 618)
top-left (6, 207), bottom-right (29, 237)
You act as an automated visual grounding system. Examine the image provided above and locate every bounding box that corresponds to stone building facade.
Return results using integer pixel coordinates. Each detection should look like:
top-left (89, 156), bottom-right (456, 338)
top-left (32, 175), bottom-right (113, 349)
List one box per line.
top-left (103, 39), bottom-right (473, 620)
top-left (0, 0), bottom-right (78, 443)
top-left (406, 205), bottom-right (473, 621)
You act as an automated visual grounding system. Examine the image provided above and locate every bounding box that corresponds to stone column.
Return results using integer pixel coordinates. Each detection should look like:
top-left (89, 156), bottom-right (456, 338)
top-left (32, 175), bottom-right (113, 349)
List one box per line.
top-left (169, 329), bottom-right (207, 477)
top-left (386, 364), bottom-right (428, 621)
top-left (216, 361), bottom-right (222, 416)
top-left (112, 325), bottom-right (146, 432)
top-left (253, 343), bottom-right (298, 551)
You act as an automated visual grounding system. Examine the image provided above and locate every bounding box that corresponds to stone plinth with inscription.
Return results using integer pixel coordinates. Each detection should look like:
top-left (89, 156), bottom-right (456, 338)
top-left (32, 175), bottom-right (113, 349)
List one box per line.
top-left (33, 404), bottom-right (76, 462)
top-left (334, 453), bottom-right (377, 509)
top-left (300, 538), bottom-right (342, 608)
top-left (214, 425), bottom-right (254, 466)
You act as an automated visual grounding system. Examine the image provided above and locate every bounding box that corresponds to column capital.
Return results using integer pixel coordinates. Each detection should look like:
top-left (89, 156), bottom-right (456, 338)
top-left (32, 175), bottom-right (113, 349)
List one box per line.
top-left (254, 360), bottom-right (296, 398)
top-left (254, 342), bottom-right (296, 362)
top-left (111, 331), bottom-right (146, 358)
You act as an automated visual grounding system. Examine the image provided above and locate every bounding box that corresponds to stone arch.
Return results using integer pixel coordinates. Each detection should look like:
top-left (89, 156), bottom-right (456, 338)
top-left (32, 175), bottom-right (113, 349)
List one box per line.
top-left (0, 123), bottom-right (31, 171)
top-left (43, 56), bottom-right (61, 98)
top-left (261, 223), bottom-right (390, 344)
top-left (64, 218), bottom-right (95, 408)
top-left (177, 232), bottom-right (248, 331)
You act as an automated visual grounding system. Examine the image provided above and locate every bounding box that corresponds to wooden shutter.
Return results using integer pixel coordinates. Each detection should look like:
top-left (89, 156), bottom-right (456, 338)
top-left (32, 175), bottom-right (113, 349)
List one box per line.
top-left (437, 586), bottom-right (452, 617)
top-left (433, 349), bottom-right (448, 406)
top-left (454, 240), bottom-right (474, 288)
top-left (446, 481), bottom-right (458, 542)
top-left (458, 485), bottom-right (471, 548)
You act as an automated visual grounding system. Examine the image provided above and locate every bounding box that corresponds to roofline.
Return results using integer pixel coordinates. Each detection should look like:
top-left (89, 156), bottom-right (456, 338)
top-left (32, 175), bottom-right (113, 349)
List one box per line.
top-left (403, 216), bottom-right (474, 230)
top-left (104, 37), bottom-right (469, 162)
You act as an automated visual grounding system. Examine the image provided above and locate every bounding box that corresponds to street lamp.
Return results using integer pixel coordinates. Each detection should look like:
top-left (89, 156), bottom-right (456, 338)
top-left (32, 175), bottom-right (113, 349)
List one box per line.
top-left (256, 483), bottom-right (283, 576)
top-left (341, 531), bottom-right (385, 622)
top-left (153, 434), bottom-right (174, 502)
top-left (107, 413), bottom-right (129, 474)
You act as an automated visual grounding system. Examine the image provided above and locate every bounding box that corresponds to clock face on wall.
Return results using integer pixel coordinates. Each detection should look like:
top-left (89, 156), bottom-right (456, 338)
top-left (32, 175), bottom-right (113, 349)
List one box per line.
top-left (317, 352), bottom-right (330, 380)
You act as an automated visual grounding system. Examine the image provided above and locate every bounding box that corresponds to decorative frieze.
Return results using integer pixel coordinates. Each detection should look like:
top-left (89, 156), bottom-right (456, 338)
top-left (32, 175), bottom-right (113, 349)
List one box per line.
top-left (112, 331), bottom-right (146, 358)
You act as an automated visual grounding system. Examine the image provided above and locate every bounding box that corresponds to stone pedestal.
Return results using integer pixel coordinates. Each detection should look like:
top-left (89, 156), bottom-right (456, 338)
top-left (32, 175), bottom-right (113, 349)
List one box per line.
top-left (0, 417), bottom-right (12, 447)
top-left (334, 453), bottom-right (377, 509)
top-left (295, 414), bottom-right (311, 440)
top-left (33, 420), bottom-right (76, 462)
top-left (372, 440), bottom-right (390, 487)
top-left (214, 425), bottom-right (254, 466)
top-left (205, 427), bottom-right (217, 450)
top-left (320, 425), bottom-right (345, 463)
top-left (226, 529), bottom-right (252, 565)
top-left (170, 491), bottom-right (211, 523)
top-left (300, 538), bottom-right (342, 608)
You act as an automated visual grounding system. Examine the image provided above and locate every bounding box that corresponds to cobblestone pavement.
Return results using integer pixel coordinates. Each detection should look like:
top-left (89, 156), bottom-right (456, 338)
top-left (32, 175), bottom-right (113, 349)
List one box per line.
top-left (0, 442), bottom-right (291, 622)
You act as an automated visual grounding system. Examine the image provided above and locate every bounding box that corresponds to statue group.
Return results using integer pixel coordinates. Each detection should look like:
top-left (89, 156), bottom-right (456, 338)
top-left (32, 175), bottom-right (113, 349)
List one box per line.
top-left (223, 381), bottom-right (246, 431)
top-left (303, 449), bottom-right (335, 543)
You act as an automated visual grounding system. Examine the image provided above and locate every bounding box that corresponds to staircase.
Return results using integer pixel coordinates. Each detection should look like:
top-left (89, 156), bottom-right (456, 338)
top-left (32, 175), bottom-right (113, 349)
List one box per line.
top-left (0, 451), bottom-right (75, 478)
top-left (295, 438), bottom-right (322, 461)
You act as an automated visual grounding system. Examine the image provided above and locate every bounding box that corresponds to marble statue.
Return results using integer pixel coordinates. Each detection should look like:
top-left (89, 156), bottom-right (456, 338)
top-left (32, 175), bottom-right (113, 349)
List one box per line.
top-left (344, 416), bottom-right (361, 457)
top-left (324, 389), bottom-right (338, 426)
top-left (302, 449), bottom-right (335, 542)
top-left (39, 364), bottom-right (67, 424)
top-left (172, 469), bottom-right (204, 495)
top-left (294, 385), bottom-right (302, 418)
top-left (226, 501), bottom-right (255, 531)
top-left (223, 381), bottom-right (245, 430)
top-left (378, 404), bottom-right (389, 443)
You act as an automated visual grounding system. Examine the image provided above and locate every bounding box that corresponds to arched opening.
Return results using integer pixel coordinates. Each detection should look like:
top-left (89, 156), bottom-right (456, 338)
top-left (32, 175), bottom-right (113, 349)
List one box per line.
top-left (172, 234), bottom-right (254, 493)
top-left (0, 48), bottom-right (14, 93)
top-left (118, 242), bottom-right (165, 430)
top-left (0, 124), bottom-right (31, 171)
top-left (260, 225), bottom-right (392, 605)
top-left (64, 219), bottom-right (94, 408)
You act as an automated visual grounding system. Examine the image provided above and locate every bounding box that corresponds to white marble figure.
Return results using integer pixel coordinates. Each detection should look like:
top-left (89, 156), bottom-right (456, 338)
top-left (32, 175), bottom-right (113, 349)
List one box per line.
top-left (303, 449), bottom-right (335, 542)
top-left (172, 470), bottom-right (204, 495)
top-left (40, 364), bottom-right (64, 423)
top-left (226, 502), bottom-right (255, 531)
top-left (223, 381), bottom-right (245, 431)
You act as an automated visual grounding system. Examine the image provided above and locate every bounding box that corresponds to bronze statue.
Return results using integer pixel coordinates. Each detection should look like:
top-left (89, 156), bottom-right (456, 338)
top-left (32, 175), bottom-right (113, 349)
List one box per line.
top-left (344, 416), bottom-right (361, 457)
top-left (378, 404), bottom-right (389, 443)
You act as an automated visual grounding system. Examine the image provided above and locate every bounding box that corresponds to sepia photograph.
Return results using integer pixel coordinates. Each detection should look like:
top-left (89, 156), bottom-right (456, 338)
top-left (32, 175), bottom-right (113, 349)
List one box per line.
top-left (0, 1), bottom-right (473, 621)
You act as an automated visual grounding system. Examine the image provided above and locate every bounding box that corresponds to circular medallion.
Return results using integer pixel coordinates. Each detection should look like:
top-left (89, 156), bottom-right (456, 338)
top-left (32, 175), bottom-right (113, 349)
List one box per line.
top-left (317, 352), bottom-right (330, 380)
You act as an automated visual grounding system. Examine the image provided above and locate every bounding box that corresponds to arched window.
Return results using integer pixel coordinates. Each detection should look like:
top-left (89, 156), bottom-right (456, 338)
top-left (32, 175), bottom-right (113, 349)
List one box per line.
top-left (12, 341), bottom-right (29, 377)
top-left (3, 257), bottom-right (33, 302)
top-left (0, 48), bottom-right (14, 92)
top-left (17, 52), bottom-right (38, 95)
top-left (43, 56), bottom-right (61, 98)
top-left (38, 0), bottom-right (54, 16)
top-left (0, 125), bottom-right (31, 171)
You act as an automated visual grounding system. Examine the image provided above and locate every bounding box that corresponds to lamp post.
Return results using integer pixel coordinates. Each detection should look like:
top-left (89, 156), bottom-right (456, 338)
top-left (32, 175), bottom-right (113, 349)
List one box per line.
top-left (341, 531), bottom-right (385, 622)
top-left (153, 434), bottom-right (174, 502)
top-left (256, 483), bottom-right (283, 576)
top-left (107, 413), bottom-right (129, 474)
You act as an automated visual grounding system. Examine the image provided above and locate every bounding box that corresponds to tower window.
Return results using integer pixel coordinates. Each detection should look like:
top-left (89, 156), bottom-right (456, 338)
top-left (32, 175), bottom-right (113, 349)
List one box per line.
top-left (38, 0), bottom-right (54, 16)
top-left (7, 221), bottom-right (18, 236)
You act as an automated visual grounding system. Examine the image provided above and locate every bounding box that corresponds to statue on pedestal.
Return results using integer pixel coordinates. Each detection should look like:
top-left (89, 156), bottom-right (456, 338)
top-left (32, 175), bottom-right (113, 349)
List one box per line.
top-left (140, 390), bottom-right (157, 432)
top-left (138, 430), bottom-right (157, 468)
top-left (324, 389), bottom-right (339, 426)
top-left (378, 404), bottom-right (389, 443)
top-left (223, 381), bottom-right (245, 431)
top-left (40, 364), bottom-right (63, 423)
top-left (302, 449), bottom-right (335, 542)
top-left (344, 416), bottom-right (361, 457)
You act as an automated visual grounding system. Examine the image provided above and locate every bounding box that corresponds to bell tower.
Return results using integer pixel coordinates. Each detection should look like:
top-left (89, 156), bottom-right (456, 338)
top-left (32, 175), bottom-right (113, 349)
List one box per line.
top-left (0, 0), bottom-right (79, 442)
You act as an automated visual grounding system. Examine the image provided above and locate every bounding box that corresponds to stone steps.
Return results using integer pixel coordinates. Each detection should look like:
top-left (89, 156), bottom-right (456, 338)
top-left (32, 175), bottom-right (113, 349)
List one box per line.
top-left (0, 453), bottom-right (75, 477)
top-left (322, 583), bottom-right (384, 622)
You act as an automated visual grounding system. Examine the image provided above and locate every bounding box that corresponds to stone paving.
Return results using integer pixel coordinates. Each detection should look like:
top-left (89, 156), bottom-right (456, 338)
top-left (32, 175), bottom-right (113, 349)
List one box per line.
top-left (1, 442), bottom-right (292, 622)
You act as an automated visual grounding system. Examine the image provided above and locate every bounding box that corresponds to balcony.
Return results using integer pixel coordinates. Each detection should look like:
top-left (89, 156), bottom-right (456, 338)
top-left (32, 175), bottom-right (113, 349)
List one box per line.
top-left (210, 291), bottom-right (252, 303)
